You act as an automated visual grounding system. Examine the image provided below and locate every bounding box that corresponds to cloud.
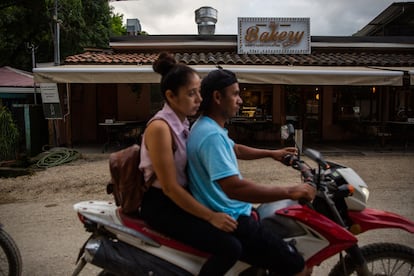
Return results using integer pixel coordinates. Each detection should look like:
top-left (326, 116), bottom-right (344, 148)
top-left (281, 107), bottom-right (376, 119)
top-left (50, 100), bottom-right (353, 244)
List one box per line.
top-left (110, 0), bottom-right (399, 36)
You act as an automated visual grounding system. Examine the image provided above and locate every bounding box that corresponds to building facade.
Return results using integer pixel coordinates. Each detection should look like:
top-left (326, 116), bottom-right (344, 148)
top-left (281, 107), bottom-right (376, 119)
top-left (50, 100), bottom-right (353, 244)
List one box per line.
top-left (33, 3), bottom-right (414, 148)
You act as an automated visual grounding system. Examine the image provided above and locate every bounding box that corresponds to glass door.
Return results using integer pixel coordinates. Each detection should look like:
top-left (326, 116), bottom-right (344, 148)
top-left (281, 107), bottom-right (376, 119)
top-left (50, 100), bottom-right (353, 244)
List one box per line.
top-left (285, 86), bottom-right (321, 143)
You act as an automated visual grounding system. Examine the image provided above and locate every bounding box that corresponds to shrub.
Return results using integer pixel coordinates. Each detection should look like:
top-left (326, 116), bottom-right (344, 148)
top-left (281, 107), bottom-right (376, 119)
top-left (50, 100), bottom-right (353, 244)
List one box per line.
top-left (0, 106), bottom-right (19, 161)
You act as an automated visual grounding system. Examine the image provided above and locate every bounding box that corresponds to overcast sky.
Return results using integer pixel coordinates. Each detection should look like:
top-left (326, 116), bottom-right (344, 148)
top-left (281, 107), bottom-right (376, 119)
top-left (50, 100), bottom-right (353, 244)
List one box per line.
top-left (110, 0), bottom-right (404, 36)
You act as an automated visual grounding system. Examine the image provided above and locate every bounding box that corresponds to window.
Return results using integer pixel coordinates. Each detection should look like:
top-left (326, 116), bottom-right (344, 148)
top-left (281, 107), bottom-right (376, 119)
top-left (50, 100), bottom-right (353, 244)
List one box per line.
top-left (238, 85), bottom-right (273, 121)
top-left (333, 86), bottom-right (377, 122)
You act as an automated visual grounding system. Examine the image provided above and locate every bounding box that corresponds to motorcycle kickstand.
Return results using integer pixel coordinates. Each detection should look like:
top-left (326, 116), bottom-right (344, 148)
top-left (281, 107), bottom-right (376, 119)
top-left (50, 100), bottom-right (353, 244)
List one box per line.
top-left (72, 254), bottom-right (87, 276)
top-left (340, 252), bottom-right (348, 275)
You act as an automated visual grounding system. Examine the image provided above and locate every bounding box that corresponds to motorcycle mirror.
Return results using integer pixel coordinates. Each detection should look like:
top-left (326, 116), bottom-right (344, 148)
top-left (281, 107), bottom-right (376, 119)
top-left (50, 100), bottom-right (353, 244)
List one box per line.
top-left (303, 148), bottom-right (328, 168)
top-left (281, 124), bottom-right (295, 141)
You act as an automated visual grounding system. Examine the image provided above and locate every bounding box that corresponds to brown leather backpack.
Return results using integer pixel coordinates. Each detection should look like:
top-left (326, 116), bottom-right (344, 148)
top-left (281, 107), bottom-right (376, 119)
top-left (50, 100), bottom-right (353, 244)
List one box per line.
top-left (106, 144), bottom-right (155, 215)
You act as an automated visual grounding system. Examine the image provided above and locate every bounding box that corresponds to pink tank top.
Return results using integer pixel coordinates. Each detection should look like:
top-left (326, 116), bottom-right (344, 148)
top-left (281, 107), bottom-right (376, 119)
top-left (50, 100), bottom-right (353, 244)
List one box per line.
top-left (139, 103), bottom-right (189, 188)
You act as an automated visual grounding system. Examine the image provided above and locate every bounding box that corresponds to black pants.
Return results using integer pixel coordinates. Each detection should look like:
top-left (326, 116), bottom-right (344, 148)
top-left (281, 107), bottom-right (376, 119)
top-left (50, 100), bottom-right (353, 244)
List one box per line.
top-left (140, 187), bottom-right (242, 276)
top-left (141, 187), bottom-right (305, 276)
top-left (236, 214), bottom-right (305, 276)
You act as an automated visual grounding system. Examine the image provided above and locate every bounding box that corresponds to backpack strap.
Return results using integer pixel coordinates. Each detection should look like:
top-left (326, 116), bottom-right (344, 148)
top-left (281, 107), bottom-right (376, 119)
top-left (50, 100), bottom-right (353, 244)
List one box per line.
top-left (143, 119), bottom-right (177, 185)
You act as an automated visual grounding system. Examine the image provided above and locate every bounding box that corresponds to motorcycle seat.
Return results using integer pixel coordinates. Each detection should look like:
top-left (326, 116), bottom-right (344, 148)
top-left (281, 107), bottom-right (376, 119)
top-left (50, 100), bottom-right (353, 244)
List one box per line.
top-left (117, 208), bottom-right (210, 258)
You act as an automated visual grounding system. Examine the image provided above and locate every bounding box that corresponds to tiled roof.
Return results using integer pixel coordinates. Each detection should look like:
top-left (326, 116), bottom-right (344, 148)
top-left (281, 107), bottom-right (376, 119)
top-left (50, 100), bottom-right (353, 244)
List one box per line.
top-left (0, 66), bottom-right (35, 87)
top-left (64, 51), bottom-right (414, 67)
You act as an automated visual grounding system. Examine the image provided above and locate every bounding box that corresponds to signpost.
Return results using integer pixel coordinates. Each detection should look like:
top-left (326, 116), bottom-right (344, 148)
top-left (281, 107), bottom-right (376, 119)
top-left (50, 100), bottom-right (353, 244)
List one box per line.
top-left (40, 83), bottom-right (63, 119)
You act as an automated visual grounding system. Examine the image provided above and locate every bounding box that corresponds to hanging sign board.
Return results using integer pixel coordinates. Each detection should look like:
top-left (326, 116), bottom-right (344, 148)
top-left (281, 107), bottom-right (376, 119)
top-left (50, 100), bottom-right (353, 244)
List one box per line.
top-left (238, 17), bottom-right (310, 54)
top-left (40, 83), bottom-right (63, 119)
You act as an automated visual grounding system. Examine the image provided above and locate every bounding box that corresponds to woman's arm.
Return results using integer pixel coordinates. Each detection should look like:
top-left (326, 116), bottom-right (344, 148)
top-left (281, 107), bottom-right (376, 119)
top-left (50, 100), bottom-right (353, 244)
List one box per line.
top-left (145, 120), bottom-right (237, 232)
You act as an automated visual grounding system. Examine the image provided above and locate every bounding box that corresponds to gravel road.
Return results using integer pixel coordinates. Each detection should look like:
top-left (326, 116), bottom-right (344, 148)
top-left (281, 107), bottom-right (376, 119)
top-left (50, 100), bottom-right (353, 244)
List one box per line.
top-left (0, 150), bottom-right (413, 275)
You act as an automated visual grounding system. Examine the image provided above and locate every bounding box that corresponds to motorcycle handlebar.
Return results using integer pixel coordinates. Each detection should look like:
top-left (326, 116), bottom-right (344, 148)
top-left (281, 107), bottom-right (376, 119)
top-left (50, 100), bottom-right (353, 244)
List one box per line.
top-left (282, 154), bottom-right (316, 208)
top-left (282, 154), bottom-right (315, 187)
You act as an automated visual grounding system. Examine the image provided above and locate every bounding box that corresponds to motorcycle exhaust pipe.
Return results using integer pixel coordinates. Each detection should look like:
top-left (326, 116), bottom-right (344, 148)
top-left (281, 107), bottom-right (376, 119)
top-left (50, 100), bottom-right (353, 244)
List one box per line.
top-left (83, 237), bottom-right (192, 276)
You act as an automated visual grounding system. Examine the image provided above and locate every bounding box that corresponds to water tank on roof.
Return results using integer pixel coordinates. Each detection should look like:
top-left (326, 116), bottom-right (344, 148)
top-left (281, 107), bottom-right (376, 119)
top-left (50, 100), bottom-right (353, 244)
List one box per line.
top-left (126, 18), bottom-right (142, 36)
top-left (195, 6), bottom-right (217, 35)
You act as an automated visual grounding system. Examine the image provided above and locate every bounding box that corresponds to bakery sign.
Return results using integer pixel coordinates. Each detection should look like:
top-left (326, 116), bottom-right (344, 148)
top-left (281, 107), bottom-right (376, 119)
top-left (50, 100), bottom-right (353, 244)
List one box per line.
top-left (238, 17), bottom-right (310, 54)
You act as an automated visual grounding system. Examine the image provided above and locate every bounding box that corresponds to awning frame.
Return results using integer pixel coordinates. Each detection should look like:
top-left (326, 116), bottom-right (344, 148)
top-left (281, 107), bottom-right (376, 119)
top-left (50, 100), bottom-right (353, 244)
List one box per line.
top-left (33, 65), bottom-right (404, 86)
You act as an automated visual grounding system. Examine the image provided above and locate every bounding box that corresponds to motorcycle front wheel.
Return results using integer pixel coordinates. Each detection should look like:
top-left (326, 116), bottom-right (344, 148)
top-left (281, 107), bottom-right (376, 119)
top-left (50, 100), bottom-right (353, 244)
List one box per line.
top-left (329, 242), bottom-right (414, 276)
top-left (0, 227), bottom-right (22, 276)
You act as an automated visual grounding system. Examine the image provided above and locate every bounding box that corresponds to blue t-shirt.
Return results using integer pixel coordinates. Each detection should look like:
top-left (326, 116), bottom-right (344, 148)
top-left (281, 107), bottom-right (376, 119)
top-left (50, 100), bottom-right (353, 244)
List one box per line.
top-left (187, 116), bottom-right (252, 220)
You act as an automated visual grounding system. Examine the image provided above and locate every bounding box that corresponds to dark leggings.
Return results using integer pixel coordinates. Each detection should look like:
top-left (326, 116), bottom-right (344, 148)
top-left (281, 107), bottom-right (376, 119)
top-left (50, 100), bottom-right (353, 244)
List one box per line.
top-left (236, 214), bottom-right (306, 276)
top-left (140, 187), bottom-right (242, 276)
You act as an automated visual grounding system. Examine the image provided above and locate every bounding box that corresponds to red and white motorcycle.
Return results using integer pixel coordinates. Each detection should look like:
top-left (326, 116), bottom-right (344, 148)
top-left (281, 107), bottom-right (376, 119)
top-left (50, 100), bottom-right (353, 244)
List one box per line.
top-left (72, 125), bottom-right (414, 276)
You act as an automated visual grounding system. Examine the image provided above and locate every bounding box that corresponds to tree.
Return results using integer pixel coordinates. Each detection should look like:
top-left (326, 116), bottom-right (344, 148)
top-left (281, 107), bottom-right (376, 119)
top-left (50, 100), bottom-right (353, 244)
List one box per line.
top-left (0, 0), bottom-right (117, 71)
top-left (111, 12), bottom-right (126, 36)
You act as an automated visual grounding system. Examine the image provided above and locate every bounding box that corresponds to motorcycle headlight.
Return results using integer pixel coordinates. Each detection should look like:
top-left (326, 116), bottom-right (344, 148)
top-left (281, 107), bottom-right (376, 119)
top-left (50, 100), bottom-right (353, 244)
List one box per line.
top-left (361, 187), bottom-right (370, 201)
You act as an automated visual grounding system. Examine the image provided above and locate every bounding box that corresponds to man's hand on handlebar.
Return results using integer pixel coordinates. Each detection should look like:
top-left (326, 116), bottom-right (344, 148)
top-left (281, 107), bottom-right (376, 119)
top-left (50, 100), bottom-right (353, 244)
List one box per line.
top-left (281, 153), bottom-right (298, 166)
top-left (288, 184), bottom-right (316, 202)
top-left (271, 147), bottom-right (298, 162)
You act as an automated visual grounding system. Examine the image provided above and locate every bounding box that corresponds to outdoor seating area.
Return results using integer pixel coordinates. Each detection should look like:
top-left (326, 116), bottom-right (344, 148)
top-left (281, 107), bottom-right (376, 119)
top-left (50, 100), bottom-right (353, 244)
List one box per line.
top-left (359, 120), bottom-right (414, 149)
top-left (99, 120), bottom-right (146, 152)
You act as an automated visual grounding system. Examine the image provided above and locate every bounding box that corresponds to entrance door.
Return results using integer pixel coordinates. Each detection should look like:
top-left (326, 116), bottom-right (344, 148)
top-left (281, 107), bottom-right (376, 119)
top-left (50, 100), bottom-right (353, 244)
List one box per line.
top-left (303, 88), bottom-right (321, 142)
top-left (285, 86), bottom-right (321, 143)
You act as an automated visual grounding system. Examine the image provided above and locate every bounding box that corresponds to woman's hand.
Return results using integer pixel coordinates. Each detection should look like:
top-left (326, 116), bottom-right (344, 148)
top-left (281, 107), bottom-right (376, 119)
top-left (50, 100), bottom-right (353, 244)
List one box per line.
top-left (208, 212), bottom-right (238, 232)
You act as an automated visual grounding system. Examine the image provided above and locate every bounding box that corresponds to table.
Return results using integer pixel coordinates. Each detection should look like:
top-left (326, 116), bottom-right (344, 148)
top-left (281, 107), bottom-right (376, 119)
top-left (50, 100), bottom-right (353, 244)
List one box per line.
top-left (99, 120), bottom-right (146, 152)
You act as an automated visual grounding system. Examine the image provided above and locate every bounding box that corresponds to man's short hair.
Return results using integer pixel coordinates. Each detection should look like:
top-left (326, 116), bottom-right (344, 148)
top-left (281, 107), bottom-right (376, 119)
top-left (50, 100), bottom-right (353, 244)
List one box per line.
top-left (200, 69), bottom-right (238, 112)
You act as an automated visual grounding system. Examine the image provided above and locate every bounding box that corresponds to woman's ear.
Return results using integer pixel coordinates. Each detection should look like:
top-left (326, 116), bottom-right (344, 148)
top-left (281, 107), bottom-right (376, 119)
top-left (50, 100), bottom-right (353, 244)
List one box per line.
top-left (165, 89), bottom-right (175, 102)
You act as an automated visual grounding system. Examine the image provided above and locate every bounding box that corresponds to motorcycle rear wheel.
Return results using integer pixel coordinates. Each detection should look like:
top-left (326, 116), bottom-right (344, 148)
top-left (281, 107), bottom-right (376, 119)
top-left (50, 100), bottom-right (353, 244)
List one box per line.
top-left (329, 242), bottom-right (414, 276)
top-left (0, 227), bottom-right (22, 276)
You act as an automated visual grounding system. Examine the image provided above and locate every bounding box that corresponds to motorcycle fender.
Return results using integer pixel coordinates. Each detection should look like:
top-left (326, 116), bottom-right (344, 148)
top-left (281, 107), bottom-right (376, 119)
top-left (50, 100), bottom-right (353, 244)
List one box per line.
top-left (348, 208), bottom-right (414, 234)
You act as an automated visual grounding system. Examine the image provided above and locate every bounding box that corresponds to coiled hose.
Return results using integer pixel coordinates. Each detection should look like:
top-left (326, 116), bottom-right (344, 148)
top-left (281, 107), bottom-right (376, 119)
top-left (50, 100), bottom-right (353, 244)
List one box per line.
top-left (36, 147), bottom-right (81, 168)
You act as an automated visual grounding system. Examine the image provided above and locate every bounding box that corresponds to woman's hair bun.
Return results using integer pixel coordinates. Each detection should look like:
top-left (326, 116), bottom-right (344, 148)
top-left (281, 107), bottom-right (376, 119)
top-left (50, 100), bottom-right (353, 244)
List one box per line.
top-left (153, 52), bottom-right (177, 76)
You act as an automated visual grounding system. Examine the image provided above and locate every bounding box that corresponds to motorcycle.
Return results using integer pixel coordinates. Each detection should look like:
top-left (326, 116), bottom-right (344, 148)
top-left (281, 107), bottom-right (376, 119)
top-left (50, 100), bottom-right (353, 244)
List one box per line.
top-left (0, 223), bottom-right (22, 276)
top-left (72, 124), bottom-right (414, 276)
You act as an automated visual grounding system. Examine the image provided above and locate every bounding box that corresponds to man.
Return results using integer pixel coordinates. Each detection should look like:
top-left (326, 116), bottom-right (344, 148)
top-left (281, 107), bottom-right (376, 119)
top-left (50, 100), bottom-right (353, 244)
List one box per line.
top-left (187, 69), bottom-right (316, 276)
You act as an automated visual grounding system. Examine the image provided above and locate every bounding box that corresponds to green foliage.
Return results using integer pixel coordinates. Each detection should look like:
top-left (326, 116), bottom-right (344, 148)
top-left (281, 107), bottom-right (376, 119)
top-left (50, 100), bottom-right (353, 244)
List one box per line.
top-left (0, 106), bottom-right (19, 161)
top-left (0, 0), bottom-right (114, 71)
top-left (111, 12), bottom-right (126, 36)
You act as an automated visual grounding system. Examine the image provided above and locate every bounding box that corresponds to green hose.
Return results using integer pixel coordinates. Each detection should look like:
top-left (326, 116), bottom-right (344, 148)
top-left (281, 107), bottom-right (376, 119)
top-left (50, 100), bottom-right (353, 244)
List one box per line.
top-left (36, 147), bottom-right (81, 168)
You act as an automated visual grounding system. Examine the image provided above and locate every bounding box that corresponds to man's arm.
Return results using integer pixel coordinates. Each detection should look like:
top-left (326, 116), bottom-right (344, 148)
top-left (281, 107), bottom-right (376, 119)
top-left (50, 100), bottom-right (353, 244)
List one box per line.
top-left (234, 144), bottom-right (297, 162)
top-left (218, 175), bottom-right (316, 204)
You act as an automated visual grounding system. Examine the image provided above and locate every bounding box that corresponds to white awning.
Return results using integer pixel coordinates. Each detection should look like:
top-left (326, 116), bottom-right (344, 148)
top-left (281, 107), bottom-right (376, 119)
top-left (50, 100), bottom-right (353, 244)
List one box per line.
top-left (34, 65), bottom-right (404, 86)
top-left (368, 66), bottom-right (414, 86)
top-left (34, 65), bottom-right (159, 84)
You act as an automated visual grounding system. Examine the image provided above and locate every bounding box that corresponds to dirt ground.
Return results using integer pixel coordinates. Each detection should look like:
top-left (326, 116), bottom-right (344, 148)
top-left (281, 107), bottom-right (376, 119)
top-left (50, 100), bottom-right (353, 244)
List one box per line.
top-left (0, 150), bottom-right (413, 275)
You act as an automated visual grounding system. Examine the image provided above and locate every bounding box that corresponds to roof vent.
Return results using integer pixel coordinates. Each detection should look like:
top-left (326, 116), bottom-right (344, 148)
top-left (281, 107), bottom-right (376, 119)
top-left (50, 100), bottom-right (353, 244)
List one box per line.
top-left (195, 6), bottom-right (217, 35)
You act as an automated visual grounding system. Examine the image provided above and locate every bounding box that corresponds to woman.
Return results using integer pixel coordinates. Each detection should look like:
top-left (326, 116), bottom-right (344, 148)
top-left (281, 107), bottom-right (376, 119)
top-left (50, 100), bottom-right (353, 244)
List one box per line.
top-left (139, 52), bottom-right (241, 275)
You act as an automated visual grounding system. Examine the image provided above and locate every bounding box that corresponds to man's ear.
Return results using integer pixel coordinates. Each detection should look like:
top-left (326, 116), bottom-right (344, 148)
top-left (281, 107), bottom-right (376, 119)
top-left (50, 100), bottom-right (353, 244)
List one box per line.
top-left (212, 90), bottom-right (221, 104)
